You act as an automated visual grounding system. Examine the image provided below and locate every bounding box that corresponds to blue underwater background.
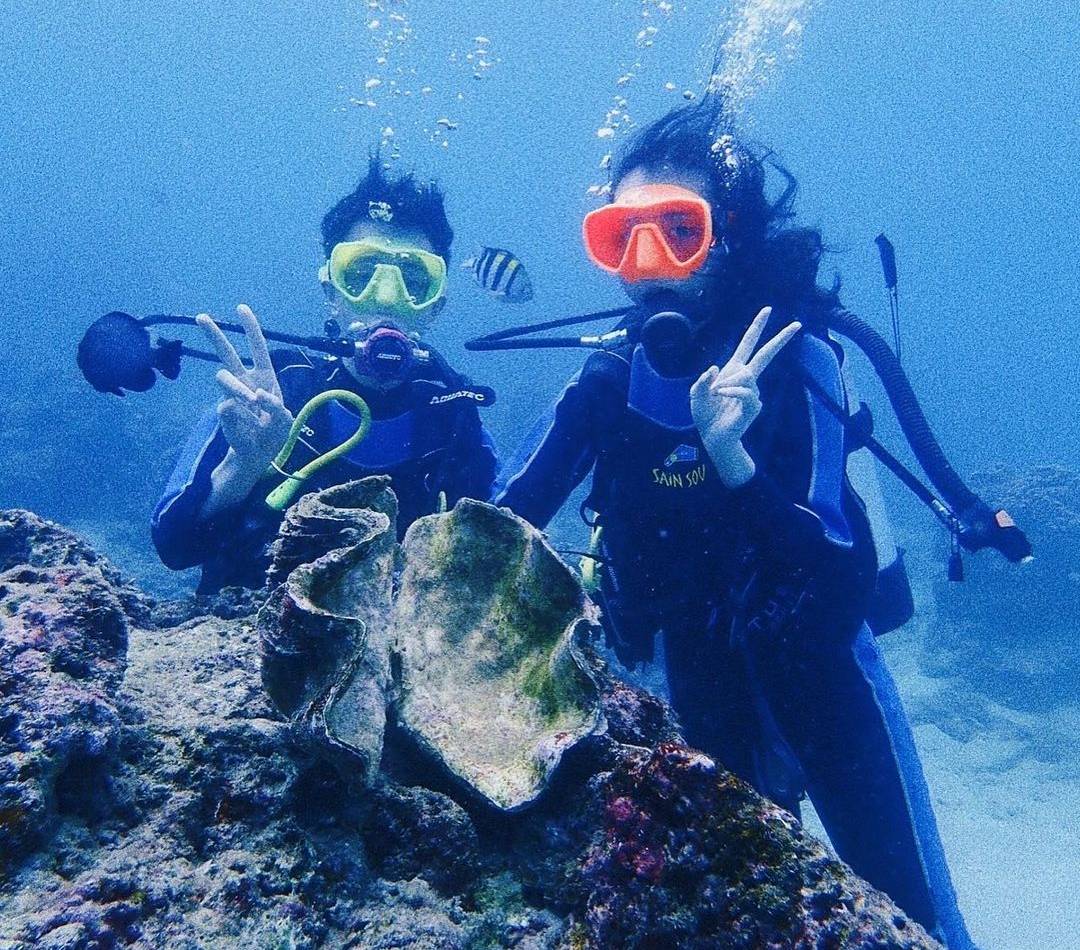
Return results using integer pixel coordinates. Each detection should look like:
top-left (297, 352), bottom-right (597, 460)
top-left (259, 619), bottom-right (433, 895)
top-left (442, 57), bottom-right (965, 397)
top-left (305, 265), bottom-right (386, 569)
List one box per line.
top-left (0, 1), bottom-right (1077, 947)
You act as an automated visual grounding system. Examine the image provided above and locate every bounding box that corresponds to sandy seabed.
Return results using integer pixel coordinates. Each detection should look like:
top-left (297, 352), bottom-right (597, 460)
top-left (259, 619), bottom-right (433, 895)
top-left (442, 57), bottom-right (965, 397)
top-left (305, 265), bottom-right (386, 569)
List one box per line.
top-left (805, 632), bottom-right (1080, 950)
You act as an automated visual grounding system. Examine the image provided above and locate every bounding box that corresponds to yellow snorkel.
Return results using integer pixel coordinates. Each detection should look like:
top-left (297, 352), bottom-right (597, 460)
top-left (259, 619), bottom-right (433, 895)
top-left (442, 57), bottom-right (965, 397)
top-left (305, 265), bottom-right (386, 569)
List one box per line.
top-left (265, 390), bottom-right (373, 512)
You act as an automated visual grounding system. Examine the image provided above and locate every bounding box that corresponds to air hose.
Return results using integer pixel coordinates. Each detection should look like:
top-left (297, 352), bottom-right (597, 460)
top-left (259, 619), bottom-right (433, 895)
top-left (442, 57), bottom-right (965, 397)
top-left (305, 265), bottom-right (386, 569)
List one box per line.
top-left (462, 302), bottom-right (1031, 566)
top-left (826, 308), bottom-right (1031, 562)
top-left (265, 390), bottom-right (372, 511)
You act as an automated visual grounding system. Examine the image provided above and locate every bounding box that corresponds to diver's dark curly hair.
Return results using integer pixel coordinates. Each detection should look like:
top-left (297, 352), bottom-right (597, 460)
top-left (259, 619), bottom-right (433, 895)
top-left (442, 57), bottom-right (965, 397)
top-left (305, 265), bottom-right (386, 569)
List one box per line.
top-left (612, 98), bottom-right (835, 314)
top-left (321, 155), bottom-right (454, 263)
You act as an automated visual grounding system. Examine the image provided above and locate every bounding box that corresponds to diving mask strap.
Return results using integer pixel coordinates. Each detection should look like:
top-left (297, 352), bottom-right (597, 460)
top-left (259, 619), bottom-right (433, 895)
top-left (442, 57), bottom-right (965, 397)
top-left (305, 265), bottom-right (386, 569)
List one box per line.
top-left (265, 390), bottom-right (372, 511)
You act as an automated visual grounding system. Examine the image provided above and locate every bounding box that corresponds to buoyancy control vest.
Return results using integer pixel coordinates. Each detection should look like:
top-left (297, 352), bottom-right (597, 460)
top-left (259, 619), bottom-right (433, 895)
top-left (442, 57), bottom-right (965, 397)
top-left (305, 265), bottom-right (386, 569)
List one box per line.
top-left (466, 291), bottom-right (1029, 622)
top-left (583, 322), bottom-right (889, 640)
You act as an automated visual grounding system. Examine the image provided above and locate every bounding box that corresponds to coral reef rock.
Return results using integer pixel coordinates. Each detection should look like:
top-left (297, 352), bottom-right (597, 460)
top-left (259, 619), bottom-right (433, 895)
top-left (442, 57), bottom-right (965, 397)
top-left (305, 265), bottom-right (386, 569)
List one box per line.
top-left (576, 744), bottom-right (938, 949)
top-left (0, 514), bottom-right (129, 870)
top-left (928, 465), bottom-right (1080, 712)
top-left (0, 500), bottom-right (941, 948)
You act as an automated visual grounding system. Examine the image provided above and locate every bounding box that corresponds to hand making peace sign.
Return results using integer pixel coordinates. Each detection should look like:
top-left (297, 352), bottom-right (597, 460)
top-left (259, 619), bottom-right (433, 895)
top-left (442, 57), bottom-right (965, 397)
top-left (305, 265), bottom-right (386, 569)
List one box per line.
top-left (197, 304), bottom-right (295, 477)
top-left (690, 307), bottom-right (802, 488)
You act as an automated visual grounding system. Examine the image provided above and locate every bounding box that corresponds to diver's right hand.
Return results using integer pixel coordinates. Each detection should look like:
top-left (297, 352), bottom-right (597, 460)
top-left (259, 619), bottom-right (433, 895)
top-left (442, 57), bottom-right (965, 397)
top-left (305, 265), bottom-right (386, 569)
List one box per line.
top-left (691, 307), bottom-right (801, 488)
top-left (197, 305), bottom-right (294, 515)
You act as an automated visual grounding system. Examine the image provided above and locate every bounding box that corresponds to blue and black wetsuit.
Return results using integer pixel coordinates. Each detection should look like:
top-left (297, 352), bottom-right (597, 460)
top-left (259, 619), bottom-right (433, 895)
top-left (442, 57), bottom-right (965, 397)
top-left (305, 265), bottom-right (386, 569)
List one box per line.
top-left (495, 304), bottom-right (976, 950)
top-left (153, 345), bottom-right (497, 593)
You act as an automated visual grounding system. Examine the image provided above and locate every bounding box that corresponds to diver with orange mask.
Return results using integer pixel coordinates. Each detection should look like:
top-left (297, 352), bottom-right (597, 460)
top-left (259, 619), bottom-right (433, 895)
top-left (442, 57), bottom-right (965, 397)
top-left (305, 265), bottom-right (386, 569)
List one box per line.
top-left (150, 157), bottom-right (497, 593)
top-left (490, 102), bottom-right (982, 949)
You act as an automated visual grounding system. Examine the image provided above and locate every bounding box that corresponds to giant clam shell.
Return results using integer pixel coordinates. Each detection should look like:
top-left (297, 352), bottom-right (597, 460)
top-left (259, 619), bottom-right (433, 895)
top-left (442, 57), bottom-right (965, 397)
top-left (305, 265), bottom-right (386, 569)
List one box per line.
top-left (258, 478), bottom-right (397, 783)
top-left (391, 500), bottom-right (604, 812)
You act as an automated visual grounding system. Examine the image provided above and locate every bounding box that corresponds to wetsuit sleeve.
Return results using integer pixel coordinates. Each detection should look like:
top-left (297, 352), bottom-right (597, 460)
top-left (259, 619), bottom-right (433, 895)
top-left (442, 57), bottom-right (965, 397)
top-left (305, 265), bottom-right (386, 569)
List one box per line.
top-left (732, 334), bottom-right (857, 562)
top-left (150, 406), bottom-right (237, 570)
top-left (494, 352), bottom-right (627, 530)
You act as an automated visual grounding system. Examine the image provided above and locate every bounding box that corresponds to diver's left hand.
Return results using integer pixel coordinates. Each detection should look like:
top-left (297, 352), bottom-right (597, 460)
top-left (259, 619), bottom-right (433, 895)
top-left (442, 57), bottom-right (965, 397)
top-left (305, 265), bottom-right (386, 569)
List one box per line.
top-left (691, 307), bottom-right (802, 488)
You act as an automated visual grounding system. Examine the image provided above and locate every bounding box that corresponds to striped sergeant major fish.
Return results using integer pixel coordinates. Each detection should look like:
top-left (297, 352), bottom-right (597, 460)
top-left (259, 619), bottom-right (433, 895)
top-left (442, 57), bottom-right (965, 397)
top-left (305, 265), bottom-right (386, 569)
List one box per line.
top-left (461, 246), bottom-right (534, 302)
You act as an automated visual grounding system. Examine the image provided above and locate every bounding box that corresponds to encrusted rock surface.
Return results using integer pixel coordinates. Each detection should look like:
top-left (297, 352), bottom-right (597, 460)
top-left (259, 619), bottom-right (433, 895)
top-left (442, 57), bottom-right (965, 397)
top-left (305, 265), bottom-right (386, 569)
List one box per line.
top-left (577, 744), bottom-right (935, 948)
top-left (0, 536), bottom-right (128, 870)
top-left (0, 502), bottom-right (942, 948)
top-left (0, 509), bottom-right (149, 623)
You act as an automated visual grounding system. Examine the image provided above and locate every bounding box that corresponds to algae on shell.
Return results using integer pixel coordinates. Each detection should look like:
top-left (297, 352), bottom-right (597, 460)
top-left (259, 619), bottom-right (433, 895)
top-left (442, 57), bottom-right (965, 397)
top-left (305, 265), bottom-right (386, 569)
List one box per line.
top-left (258, 482), bottom-right (604, 810)
top-left (391, 500), bottom-right (604, 811)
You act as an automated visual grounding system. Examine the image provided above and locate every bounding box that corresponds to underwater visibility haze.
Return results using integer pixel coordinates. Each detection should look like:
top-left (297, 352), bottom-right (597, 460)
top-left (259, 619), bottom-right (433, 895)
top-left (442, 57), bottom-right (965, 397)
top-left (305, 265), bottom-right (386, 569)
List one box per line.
top-left (0, 1), bottom-right (1078, 948)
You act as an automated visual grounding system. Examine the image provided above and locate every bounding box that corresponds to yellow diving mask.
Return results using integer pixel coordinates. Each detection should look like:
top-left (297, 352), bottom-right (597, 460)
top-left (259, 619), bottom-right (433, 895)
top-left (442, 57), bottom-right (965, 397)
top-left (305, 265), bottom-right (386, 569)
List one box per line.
top-left (321, 239), bottom-right (448, 332)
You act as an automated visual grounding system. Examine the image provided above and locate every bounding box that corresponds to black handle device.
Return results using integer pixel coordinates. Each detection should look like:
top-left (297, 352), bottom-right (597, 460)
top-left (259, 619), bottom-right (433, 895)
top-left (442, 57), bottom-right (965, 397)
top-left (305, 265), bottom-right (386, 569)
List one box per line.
top-left (77, 311), bottom-right (357, 396)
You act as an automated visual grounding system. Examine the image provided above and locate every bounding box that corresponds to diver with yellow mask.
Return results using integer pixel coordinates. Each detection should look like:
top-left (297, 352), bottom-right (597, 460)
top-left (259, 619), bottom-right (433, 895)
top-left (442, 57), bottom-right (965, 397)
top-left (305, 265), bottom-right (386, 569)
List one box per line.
top-left (151, 157), bottom-right (497, 593)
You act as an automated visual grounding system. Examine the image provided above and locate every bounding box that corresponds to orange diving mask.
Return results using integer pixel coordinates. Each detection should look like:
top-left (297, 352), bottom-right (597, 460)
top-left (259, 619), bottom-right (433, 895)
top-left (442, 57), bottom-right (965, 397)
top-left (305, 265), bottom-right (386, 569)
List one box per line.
top-left (583, 184), bottom-right (714, 283)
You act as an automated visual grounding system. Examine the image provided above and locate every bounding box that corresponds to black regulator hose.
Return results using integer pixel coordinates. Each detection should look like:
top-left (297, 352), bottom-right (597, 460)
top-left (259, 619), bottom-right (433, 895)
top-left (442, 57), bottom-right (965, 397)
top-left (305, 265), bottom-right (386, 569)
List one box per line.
top-left (828, 308), bottom-right (979, 512)
top-left (827, 308), bottom-right (1031, 562)
top-left (461, 300), bottom-right (1031, 566)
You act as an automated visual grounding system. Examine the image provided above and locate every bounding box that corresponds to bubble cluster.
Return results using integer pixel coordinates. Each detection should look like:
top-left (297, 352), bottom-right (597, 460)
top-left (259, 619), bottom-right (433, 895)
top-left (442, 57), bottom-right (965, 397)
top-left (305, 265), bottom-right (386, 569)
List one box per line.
top-left (709, 132), bottom-right (741, 175)
top-left (368, 200), bottom-right (395, 222)
top-left (596, 0), bottom-right (677, 142)
top-left (449, 35), bottom-right (500, 82)
top-left (589, 0), bottom-right (818, 195)
top-left (590, 0), bottom-right (679, 195)
top-left (342, 2), bottom-right (502, 158)
top-left (430, 36), bottom-right (501, 148)
top-left (340, 0), bottom-right (419, 161)
top-left (708, 0), bottom-right (816, 118)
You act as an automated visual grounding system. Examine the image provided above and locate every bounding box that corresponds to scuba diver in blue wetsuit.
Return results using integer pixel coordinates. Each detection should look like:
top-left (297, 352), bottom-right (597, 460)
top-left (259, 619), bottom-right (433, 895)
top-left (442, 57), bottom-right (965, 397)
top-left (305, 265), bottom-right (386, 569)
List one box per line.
top-left (152, 158), bottom-right (497, 593)
top-left (491, 102), bottom-right (984, 948)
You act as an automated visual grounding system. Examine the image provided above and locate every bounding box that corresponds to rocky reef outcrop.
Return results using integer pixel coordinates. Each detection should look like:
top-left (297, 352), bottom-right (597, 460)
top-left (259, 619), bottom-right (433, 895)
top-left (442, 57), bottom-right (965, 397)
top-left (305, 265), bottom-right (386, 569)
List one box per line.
top-left (0, 517), bottom-right (129, 871)
top-left (0, 500), bottom-right (941, 948)
top-left (927, 465), bottom-right (1080, 713)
